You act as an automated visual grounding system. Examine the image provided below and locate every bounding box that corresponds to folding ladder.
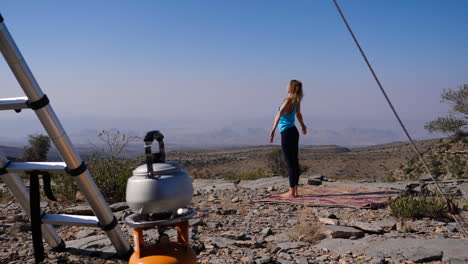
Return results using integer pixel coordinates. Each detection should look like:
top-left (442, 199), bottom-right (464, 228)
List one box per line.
top-left (0, 13), bottom-right (132, 260)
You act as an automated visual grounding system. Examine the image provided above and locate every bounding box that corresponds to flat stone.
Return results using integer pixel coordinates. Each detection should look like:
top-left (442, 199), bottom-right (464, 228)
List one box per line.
top-left (324, 225), bottom-right (364, 238)
top-left (319, 217), bottom-right (340, 225)
top-left (66, 234), bottom-right (110, 249)
top-left (220, 230), bottom-right (246, 240)
top-left (209, 237), bottom-right (236, 248)
top-left (189, 218), bottom-right (204, 226)
top-left (278, 252), bottom-right (292, 260)
top-left (446, 225), bottom-right (457, 232)
top-left (370, 256), bottom-right (385, 264)
top-left (231, 197), bottom-right (240, 203)
top-left (295, 256), bottom-right (309, 264)
top-left (406, 247), bottom-right (442, 263)
top-left (447, 258), bottom-right (467, 264)
top-left (264, 231), bottom-right (291, 243)
top-left (275, 241), bottom-right (308, 250)
top-left (307, 179), bottom-right (322, 186)
top-left (63, 205), bottom-right (93, 215)
top-left (317, 237), bottom-right (468, 262)
top-left (255, 256), bottom-right (272, 264)
top-left (207, 195), bottom-right (217, 202)
top-left (75, 228), bottom-right (98, 239)
top-left (310, 174), bottom-right (324, 181)
top-left (109, 202), bottom-right (128, 212)
top-left (207, 222), bottom-right (222, 229)
top-left (240, 256), bottom-right (255, 264)
top-left (316, 255), bottom-right (328, 261)
top-left (372, 220), bottom-right (396, 231)
top-left (350, 221), bottom-right (384, 234)
top-left (234, 240), bottom-right (262, 248)
top-left (260, 227), bottom-right (273, 236)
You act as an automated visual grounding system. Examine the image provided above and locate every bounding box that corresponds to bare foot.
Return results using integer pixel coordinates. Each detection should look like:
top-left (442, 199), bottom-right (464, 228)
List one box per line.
top-left (278, 191), bottom-right (294, 198)
top-left (294, 187), bottom-right (299, 197)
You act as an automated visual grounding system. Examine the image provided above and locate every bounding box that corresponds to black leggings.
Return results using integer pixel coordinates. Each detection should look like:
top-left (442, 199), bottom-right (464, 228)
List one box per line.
top-left (281, 126), bottom-right (300, 187)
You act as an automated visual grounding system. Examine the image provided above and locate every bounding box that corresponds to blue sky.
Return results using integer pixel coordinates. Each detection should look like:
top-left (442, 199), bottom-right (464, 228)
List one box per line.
top-left (1, 1), bottom-right (467, 145)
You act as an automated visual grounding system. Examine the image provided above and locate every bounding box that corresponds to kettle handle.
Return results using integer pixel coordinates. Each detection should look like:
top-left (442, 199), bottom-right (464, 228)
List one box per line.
top-left (143, 130), bottom-right (165, 178)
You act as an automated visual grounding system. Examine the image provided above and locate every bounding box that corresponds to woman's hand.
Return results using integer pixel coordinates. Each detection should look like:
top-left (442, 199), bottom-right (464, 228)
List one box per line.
top-left (269, 129), bottom-right (275, 143)
top-left (302, 125), bottom-right (307, 135)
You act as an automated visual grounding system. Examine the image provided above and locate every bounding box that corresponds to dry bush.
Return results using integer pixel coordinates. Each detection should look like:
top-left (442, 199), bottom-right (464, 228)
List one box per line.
top-left (0, 188), bottom-right (12, 203)
top-left (289, 209), bottom-right (327, 243)
top-left (223, 168), bottom-right (269, 180)
top-left (190, 168), bottom-right (216, 179)
top-left (388, 193), bottom-right (449, 221)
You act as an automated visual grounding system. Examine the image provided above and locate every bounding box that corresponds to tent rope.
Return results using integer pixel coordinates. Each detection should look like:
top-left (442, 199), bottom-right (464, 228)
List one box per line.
top-left (332, 0), bottom-right (467, 237)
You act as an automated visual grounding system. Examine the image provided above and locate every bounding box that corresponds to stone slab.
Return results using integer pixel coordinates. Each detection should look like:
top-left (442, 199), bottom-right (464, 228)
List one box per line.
top-left (317, 237), bottom-right (468, 262)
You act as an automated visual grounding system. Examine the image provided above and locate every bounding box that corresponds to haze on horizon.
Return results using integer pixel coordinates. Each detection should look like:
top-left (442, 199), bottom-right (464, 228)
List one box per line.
top-left (1, 1), bottom-right (466, 147)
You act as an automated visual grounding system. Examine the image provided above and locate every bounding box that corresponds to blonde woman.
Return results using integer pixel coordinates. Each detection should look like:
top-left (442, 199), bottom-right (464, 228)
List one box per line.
top-left (269, 80), bottom-right (307, 198)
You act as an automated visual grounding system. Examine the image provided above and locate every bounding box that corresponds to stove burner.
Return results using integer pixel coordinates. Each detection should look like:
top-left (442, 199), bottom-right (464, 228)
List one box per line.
top-left (125, 208), bottom-right (196, 228)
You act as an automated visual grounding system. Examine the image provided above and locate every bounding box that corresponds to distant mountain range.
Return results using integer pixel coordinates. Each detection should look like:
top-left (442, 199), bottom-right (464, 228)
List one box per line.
top-left (0, 115), bottom-right (440, 156)
top-left (0, 125), bottom-right (436, 161)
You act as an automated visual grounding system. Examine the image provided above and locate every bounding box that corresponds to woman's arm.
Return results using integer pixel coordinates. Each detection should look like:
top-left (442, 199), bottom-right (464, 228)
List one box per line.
top-left (296, 102), bottom-right (307, 135)
top-left (269, 99), bottom-right (291, 143)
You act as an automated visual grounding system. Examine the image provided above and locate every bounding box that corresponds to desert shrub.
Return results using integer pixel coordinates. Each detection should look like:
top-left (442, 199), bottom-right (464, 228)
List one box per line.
top-left (0, 188), bottom-right (12, 202)
top-left (266, 148), bottom-right (309, 177)
top-left (51, 129), bottom-right (140, 202)
top-left (447, 155), bottom-right (467, 179)
top-left (289, 211), bottom-right (327, 243)
top-left (23, 134), bottom-right (51, 161)
top-left (190, 168), bottom-right (216, 179)
top-left (266, 148), bottom-right (287, 176)
top-left (384, 174), bottom-right (396, 182)
top-left (51, 174), bottom-right (78, 201)
top-left (223, 168), bottom-right (269, 181)
top-left (388, 193), bottom-right (449, 221)
top-left (300, 163), bottom-right (310, 174)
top-left (88, 153), bottom-right (141, 203)
top-left (51, 155), bottom-right (141, 202)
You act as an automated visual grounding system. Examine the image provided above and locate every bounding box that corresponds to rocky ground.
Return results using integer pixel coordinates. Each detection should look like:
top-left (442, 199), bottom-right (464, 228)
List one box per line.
top-left (0, 177), bottom-right (467, 264)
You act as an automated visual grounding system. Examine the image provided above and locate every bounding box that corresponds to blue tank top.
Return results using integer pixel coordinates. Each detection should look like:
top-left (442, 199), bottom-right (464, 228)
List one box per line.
top-left (278, 104), bottom-right (297, 133)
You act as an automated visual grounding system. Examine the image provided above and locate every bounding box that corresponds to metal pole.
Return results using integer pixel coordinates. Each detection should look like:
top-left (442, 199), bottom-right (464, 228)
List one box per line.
top-left (0, 17), bottom-right (131, 255)
top-left (0, 154), bottom-right (64, 250)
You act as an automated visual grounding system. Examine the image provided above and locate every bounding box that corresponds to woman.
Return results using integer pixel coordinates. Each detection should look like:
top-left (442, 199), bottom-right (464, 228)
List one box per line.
top-left (269, 80), bottom-right (307, 198)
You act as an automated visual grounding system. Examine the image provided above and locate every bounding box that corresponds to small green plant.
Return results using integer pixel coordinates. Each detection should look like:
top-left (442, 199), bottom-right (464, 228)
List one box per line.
top-left (223, 168), bottom-right (269, 181)
top-left (384, 173), bottom-right (396, 182)
top-left (0, 189), bottom-right (11, 202)
top-left (388, 193), bottom-right (449, 221)
top-left (51, 174), bottom-right (78, 200)
top-left (447, 155), bottom-right (467, 179)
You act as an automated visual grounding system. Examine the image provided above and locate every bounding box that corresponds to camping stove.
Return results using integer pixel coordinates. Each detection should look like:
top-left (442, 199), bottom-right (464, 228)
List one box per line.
top-left (125, 209), bottom-right (197, 264)
top-left (125, 131), bottom-right (197, 264)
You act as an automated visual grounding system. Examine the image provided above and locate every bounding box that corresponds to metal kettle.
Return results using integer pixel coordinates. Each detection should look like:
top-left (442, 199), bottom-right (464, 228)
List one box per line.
top-left (125, 130), bottom-right (193, 215)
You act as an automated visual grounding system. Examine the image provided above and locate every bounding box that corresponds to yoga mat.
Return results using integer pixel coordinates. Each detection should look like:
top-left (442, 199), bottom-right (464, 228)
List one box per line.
top-left (259, 185), bottom-right (401, 208)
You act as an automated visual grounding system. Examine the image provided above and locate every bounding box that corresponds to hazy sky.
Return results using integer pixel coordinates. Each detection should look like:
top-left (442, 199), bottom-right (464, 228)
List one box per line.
top-left (1, 1), bottom-right (467, 145)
